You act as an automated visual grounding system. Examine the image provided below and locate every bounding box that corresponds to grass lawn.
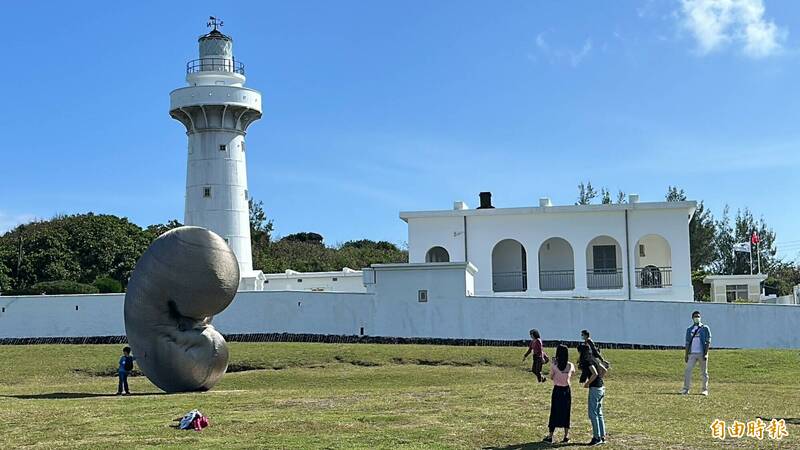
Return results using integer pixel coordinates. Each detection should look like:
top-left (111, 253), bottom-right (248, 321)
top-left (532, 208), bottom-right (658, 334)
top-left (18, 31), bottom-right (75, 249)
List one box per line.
top-left (0, 343), bottom-right (798, 449)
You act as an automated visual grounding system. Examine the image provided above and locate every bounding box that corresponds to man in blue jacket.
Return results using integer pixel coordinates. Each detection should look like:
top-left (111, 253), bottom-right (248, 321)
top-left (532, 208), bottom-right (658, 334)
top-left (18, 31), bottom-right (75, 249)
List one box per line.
top-left (682, 310), bottom-right (711, 396)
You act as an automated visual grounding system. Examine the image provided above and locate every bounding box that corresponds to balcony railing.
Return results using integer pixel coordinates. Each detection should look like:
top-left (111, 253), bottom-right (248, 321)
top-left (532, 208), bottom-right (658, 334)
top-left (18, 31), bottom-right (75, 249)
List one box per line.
top-left (186, 57), bottom-right (245, 75)
top-left (493, 271), bottom-right (527, 293)
top-left (539, 270), bottom-right (575, 291)
top-left (635, 266), bottom-right (672, 288)
top-left (587, 268), bottom-right (623, 290)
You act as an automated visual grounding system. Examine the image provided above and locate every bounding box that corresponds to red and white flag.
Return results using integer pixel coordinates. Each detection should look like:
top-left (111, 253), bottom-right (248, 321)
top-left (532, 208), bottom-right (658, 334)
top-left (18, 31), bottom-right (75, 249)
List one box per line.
top-left (751, 231), bottom-right (760, 245)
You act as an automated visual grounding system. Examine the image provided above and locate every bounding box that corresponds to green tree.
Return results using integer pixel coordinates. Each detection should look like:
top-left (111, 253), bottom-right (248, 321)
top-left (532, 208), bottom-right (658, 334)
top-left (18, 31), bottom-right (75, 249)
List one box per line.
top-left (281, 232), bottom-right (324, 245)
top-left (665, 186), bottom-right (686, 202)
top-left (600, 188), bottom-right (612, 205)
top-left (0, 214), bottom-right (150, 290)
top-left (249, 198), bottom-right (273, 269)
top-left (576, 181), bottom-right (598, 205)
top-left (665, 187), bottom-right (716, 271)
top-left (713, 207), bottom-right (777, 275)
top-left (575, 181), bottom-right (597, 205)
top-left (616, 190), bottom-right (626, 204)
top-left (144, 219), bottom-right (182, 240)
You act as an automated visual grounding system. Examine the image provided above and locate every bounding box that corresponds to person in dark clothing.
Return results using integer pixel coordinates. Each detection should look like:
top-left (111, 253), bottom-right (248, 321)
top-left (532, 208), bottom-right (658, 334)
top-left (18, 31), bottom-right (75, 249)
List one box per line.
top-left (578, 343), bottom-right (607, 446)
top-left (581, 329), bottom-right (610, 368)
top-left (117, 346), bottom-right (136, 395)
top-left (522, 329), bottom-right (549, 382)
top-left (543, 344), bottom-right (575, 444)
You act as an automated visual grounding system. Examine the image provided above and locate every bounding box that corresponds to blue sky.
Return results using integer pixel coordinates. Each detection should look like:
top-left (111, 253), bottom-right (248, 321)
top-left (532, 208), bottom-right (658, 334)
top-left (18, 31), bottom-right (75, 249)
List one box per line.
top-left (2, 1), bottom-right (799, 261)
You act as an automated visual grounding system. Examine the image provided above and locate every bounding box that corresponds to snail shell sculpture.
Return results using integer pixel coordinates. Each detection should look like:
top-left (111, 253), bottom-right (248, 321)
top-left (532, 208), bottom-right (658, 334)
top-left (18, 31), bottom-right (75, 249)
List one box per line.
top-left (124, 226), bottom-right (239, 392)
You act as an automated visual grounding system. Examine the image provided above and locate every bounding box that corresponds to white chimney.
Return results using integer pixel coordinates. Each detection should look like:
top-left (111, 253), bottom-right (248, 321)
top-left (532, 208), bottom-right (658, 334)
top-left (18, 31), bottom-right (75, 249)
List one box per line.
top-left (539, 197), bottom-right (552, 207)
top-left (628, 193), bottom-right (640, 203)
top-left (453, 201), bottom-right (468, 210)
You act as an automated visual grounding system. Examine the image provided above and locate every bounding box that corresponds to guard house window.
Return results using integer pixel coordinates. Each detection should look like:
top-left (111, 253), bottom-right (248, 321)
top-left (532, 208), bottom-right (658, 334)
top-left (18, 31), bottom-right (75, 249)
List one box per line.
top-left (203, 187), bottom-right (211, 198)
top-left (593, 245), bottom-right (617, 271)
top-left (418, 290), bottom-right (428, 302)
top-left (726, 284), bottom-right (749, 302)
top-left (639, 244), bottom-right (646, 257)
top-left (219, 144), bottom-right (227, 152)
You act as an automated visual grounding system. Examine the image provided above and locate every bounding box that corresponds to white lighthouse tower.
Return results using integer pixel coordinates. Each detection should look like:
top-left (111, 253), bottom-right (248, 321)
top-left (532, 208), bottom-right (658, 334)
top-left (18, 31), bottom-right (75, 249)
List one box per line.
top-left (169, 18), bottom-right (264, 289)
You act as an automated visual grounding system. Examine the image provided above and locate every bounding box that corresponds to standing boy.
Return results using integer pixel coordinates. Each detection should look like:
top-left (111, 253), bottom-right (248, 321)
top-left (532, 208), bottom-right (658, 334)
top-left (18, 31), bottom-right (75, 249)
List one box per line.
top-left (117, 346), bottom-right (135, 395)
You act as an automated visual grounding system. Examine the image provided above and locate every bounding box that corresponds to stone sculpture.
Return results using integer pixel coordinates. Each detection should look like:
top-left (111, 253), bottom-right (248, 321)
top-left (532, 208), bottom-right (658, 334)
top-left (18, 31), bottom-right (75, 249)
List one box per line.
top-left (124, 226), bottom-right (239, 392)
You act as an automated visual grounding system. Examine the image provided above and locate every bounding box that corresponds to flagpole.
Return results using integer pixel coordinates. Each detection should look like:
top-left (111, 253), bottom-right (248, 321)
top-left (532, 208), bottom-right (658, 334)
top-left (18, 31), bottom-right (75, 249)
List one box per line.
top-left (757, 240), bottom-right (761, 274)
top-left (749, 243), bottom-right (753, 275)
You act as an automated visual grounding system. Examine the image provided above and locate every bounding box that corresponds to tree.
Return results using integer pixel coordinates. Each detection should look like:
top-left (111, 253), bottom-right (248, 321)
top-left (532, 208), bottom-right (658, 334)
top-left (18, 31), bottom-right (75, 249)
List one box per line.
top-left (665, 186), bottom-right (686, 202)
top-left (249, 198), bottom-right (273, 267)
top-left (712, 207), bottom-right (777, 275)
top-left (0, 214), bottom-right (150, 290)
top-left (600, 188), bottom-right (612, 205)
top-left (616, 190), bottom-right (626, 204)
top-left (665, 186), bottom-right (716, 271)
top-left (576, 181), bottom-right (597, 205)
top-left (281, 232), bottom-right (324, 245)
top-left (144, 219), bottom-right (182, 240)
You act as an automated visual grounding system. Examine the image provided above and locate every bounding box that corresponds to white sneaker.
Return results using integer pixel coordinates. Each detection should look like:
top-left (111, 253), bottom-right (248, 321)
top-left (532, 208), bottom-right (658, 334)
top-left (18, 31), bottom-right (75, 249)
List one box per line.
top-left (700, 390), bottom-right (708, 396)
top-left (681, 389), bottom-right (689, 395)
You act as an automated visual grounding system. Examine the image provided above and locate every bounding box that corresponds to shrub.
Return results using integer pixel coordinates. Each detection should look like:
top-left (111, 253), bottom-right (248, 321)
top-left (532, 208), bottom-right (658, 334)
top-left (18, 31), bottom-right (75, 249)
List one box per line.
top-left (93, 276), bottom-right (123, 293)
top-left (27, 280), bottom-right (99, 295)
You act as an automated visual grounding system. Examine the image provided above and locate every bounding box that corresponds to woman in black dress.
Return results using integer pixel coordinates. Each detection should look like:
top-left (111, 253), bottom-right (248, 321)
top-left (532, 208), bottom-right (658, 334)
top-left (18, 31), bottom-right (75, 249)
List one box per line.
top-left (543, 344), bottom-right (575, 443)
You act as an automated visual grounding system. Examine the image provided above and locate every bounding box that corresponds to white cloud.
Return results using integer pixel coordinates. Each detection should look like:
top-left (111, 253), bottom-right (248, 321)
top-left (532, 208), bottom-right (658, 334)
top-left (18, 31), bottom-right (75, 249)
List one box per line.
top-left (679, 0), bottom-right (787, 58)
top-left (533, 33), bottom-right (593, 67)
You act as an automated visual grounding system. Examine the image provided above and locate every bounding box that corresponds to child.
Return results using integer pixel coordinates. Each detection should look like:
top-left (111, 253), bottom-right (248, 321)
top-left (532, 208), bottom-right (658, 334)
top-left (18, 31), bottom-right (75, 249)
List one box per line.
top-left (523, 329), bottom-right (549, 382)
top-left (117, 346), bottom-right (135, 395)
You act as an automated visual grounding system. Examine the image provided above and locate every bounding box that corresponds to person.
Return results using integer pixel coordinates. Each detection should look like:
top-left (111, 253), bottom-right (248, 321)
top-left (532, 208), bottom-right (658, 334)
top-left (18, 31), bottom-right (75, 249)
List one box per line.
top-left (543, 344), bottom-right (575, 444)
top-left (581, 329), bottom-right (610, 369)
top-left (682, 310), bottom-right (711, 396)
top-left (117, 346), bottom-right (136, 395)
top-left (578, 343), bottom-right (607, 446)
top-left (522, 329), bottom-right (548, 382)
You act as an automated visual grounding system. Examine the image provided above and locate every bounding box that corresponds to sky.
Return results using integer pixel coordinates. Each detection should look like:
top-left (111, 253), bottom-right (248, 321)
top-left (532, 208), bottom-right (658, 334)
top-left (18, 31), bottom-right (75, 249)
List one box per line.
top-left (1, 1), bottom-right (799, 261)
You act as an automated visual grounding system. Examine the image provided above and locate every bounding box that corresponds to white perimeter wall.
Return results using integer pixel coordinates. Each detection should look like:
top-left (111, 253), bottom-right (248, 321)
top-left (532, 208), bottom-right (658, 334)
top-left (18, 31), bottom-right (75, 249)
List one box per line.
top-left (1, 264), bottom-right (798, 349)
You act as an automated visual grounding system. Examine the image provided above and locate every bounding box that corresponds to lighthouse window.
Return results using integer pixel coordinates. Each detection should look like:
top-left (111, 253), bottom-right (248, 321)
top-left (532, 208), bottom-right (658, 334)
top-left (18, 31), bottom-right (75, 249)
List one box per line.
top-left (241, 141), bottom-right (246, 152)
top-left (203, 187), bottom-right (211, 198)
top-left (219, 144), bottom-right (227, 152)
top-left (244, 189), bottom-right (248, 199)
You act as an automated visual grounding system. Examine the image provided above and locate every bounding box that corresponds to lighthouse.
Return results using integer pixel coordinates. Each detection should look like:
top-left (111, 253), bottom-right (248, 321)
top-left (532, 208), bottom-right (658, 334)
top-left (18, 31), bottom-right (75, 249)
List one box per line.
top-left (169, 18), bottom-right (264, 289)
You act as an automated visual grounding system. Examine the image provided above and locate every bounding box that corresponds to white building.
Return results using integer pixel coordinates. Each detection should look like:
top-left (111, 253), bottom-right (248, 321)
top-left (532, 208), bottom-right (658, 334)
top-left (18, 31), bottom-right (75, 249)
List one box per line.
top-left (401, 192), bottom-right (696, 301)
top-left (262, 268), bottom-right (365, 292)
top-left (169, 21), bottom-right (265, 290)
top-left (703, 274), bottom-right (767, 303)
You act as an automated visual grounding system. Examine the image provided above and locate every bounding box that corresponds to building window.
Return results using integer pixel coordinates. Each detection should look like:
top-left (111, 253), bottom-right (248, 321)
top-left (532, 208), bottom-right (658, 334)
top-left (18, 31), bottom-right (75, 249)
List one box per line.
top-left (297, 279), bottom-right (303, 283)
top-left (639, 244), bottom-right (646, 257)
top-left (726, 284), bottom-right (749, 302)
top-left (593, 245), bottom-right (617, 271)
top-left (203, 187), bottom-right (211, 198)
top-left (241, 141), bottom-right (246, 152)
top-left (264, 280), bottom-right (269, 284)
top-left (332, 277), bottom-right (338, 282)
top-left (418, 290), bottom-right (428, 302)
top-left (244, 189), bottom-right (248, 199)
top-left (219, 144), bottom-right (227, 152)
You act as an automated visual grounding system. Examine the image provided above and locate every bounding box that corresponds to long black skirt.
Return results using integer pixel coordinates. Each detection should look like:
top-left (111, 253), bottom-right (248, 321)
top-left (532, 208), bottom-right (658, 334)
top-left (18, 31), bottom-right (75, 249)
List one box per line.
top-left (548, 385), bottom-right (572, 430)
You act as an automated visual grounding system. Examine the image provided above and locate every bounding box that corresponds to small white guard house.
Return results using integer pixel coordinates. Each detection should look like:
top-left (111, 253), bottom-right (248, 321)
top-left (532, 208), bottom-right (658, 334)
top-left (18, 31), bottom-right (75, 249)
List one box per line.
top-left (401, 193), bottom-right (696, 301)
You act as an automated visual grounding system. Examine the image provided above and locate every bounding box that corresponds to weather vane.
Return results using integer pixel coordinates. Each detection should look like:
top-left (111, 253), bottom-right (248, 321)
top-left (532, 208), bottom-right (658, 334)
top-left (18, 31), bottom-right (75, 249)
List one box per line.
top-left (207, 16), bottom-right (223, 31)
